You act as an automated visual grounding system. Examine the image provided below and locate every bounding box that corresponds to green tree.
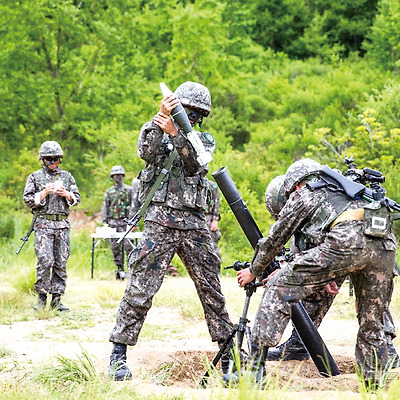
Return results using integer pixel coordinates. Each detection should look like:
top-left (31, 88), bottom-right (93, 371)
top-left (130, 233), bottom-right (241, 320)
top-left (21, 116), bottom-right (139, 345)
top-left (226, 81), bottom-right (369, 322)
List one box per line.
top-left (364, 0), bottom-right (400, 71)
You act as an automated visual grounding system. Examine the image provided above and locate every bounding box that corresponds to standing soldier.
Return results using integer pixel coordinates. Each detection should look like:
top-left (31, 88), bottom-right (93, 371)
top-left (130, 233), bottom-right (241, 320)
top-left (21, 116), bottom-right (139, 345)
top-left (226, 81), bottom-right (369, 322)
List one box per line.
top-left (102, 165), bottom-right (135, 280)
top-left (108, 81), bottom-right (233, 380)
top-left (205, 177), bottom-right (222, 261)
top-left (23, 141), bottom-right (81, 311)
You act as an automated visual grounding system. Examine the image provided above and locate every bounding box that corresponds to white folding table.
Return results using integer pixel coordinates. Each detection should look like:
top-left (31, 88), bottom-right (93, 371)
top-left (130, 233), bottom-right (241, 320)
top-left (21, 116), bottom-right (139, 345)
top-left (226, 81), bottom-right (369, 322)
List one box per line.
top-left (90, 230), bottom-right (143, 278)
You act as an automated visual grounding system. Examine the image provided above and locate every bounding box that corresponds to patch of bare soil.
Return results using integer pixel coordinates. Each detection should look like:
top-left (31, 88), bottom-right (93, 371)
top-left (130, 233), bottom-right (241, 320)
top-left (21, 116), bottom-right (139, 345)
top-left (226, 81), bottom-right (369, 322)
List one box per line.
top-left (0, 304), bottom-right (362, 397)
top-left (69, 209), bottom-right (101, 231)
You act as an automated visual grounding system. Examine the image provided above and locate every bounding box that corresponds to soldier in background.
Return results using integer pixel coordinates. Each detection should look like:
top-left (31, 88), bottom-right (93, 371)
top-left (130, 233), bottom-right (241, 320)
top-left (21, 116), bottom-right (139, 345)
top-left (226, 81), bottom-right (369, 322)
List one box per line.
top-left (23, 141), bottom-right (81, 311)
top-left (102, 165), bottom-right (135, 280)
top-left (108, 81), bottom-right (232, 381)
top-left (205, 177), bottom-right (222, 261)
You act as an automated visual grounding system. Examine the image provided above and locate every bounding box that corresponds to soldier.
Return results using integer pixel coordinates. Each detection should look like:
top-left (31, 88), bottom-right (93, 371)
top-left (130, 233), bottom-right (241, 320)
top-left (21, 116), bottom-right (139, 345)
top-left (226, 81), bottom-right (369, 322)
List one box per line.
top-left (235, 158), bottom-right (397, 388)
top-left (205, 177), bottom-right (222, 261)
top-left (263, 173), bottom-right (400, 367)
top-left (108, 81), bottom-right (233, 380)
top-left (23, 141), bottom-right (81, 311)
top-left (102, 165), bottom-right (135, 280)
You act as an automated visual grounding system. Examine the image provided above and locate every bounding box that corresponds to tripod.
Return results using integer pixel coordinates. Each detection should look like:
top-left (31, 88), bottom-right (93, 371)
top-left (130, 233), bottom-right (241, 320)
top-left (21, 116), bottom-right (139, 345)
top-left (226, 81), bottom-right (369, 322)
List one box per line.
top-left (199, 267), bottom-right (264, 388)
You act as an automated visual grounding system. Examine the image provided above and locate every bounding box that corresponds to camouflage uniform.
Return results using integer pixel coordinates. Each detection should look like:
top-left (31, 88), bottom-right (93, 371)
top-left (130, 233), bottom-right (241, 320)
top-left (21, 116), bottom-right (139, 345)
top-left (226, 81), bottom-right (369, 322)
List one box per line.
top-left (250, 183), bottom-right (396, 383)
top-left (131, 177), bottom-right (140, 215)
top-left (287, 239), bottom-right (397, 343)
top-left (102, 180), bottom-right (135, 272)
top-left (23, 164), bottom-right (80, 296)
top-left (264, 172), bottom-right (398, 363)
top-left (205, 178), bottom-right (222, 261)
top-left (109, 121), bottom-right (232, 347)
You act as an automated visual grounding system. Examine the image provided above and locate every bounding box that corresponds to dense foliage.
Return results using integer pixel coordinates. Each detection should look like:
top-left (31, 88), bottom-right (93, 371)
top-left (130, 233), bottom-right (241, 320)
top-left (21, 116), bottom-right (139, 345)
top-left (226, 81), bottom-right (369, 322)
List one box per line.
top-left (1, 0), bottom-right (400, 263)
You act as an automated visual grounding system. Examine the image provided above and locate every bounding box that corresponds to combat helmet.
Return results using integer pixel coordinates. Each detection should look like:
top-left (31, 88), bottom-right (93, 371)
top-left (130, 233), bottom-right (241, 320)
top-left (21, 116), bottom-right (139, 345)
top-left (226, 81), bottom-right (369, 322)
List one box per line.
top-left (265, 175), bottom-right (286, 220)
top-left (38, 141), bottom-right (64, 160)
top-left (110, 165), bottom-right (126, 177)
top-left (283, 158), bottom-right (322, 199)
top-left (174, 81), bottom-right (211, 117)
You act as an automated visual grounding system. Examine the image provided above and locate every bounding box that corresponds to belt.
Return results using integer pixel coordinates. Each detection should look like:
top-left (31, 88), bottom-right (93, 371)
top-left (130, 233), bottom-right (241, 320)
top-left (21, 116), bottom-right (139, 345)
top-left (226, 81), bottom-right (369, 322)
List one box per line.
top-left (38, 214), bottom-right (68, 221)
top-left (330, 208), bottom-right (364, 230)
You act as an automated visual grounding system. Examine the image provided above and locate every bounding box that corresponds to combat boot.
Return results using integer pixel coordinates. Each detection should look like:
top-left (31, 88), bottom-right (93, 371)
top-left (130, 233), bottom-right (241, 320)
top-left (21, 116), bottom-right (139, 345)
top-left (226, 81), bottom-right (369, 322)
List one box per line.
top-left (218, 339), bottom-right (234, 375)
top-left (221, 354), bottom-right (230, 375)
top-left (109, 343), bottom-right (132, 381)
top-left (249, 343), bottom-right (268, 385)
top-left (115, 266), bottom-right (126, 280)
top-left (50, 294), bottom-right (69, 312)
top-left (266, 330), bottom-right (309, 361)
top-left (222, 344), bottom-right (268, 387)
top-left (34, 294), bottom-right (47, 311)
top-left (388, 343), bottom-right (400, 368)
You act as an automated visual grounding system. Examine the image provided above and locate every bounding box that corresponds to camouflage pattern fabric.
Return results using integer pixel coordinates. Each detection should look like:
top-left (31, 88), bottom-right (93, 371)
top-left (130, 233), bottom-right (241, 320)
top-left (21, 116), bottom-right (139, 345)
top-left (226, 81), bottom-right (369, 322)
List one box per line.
top-left (250, 184), bottom-right (396, 382)
top-left (205, 213), bottom-right (222, 261)
top-left (288, 239), bottom-right (397, 339)
top-left (109, 222), bottom-right (231, 344)
top-left (205, 178), bottom-right (221, 261)
top-left (131, 177), bottom-right (140, 215)
top-left (102, 182), bottom-right (135, 269)
top-left (102, 182), bottom-right (134, 221)
top-left (174, 81), bottom-right (211, 116)
top-left (23, 165), bottom-right (81, 295)
top-left (110, 119), bottom-right (232, 346)
top-left (136, 122), bottom-right (212, 216)
top-left (264, 174), bottom-right (286, 220)
top-left (34, 227), bottom-right (70, 294)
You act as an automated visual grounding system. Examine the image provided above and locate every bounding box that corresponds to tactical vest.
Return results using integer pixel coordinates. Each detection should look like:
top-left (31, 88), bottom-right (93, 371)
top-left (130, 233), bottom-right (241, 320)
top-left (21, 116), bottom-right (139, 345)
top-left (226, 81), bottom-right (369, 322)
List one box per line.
top-left (107, 184), bottom-right (132, 219)
top-left (296, 187), bottom-right (353, 250)
top-left (137, 152), bottom-right (209, 212)
top-left (32, 168), bottom-right (72, 215)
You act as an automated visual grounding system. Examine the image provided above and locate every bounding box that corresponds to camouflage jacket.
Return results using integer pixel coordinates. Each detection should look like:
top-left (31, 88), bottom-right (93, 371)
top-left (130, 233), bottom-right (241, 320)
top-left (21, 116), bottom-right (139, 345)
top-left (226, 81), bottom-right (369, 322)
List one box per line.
top-left (137, 119), bottom-right (214, 230)
top-left (23, 165), bottom-right (81, 229)
top-left (102, 182), bottom-right (134, 223)
top-left (250, 185), bottom-right (396, 277)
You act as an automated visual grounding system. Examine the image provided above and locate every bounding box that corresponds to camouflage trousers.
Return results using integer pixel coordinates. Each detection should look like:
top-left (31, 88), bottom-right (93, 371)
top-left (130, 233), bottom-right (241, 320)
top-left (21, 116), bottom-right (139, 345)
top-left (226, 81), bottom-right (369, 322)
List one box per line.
top-left (291, 273), bottom-right (396, 339)
top-left (109, 221), bottom-right (232, 346)
top-left (252, 228), bottom-right (395, 381)
top-left (205, 214), bottom-right (222, 262)
top-left (108, 219), bottom-right (135, 269)
top-left (34, 227), bottom-right (70, 295)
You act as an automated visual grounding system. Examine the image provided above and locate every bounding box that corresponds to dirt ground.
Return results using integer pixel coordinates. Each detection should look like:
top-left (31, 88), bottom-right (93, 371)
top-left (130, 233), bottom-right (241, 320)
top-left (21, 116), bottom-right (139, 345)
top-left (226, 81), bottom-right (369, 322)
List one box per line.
top-left (0, 299), bottom-right (363, 398)
top-left (0, 211), bottom-right (393, 398)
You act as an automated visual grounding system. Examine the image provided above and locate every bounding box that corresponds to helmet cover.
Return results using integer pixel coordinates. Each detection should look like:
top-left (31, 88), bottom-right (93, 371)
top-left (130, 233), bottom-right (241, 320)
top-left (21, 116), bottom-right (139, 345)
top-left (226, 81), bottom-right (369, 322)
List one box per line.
top-left (174, 81), bottom-right (211, 116)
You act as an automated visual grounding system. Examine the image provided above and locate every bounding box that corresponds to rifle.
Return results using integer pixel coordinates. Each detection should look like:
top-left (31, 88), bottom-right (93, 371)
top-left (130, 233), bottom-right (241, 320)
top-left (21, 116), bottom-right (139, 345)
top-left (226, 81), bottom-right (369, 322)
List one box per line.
top-left (311, 164), bottom-right (400, 213)
top-left (16, 210), bottom-right (38, 254)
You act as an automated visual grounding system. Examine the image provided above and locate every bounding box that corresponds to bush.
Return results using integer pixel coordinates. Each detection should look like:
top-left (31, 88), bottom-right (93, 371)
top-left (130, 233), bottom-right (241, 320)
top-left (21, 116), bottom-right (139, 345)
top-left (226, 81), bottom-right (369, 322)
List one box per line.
top-left (0, 214), bottom-right (15, 240)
